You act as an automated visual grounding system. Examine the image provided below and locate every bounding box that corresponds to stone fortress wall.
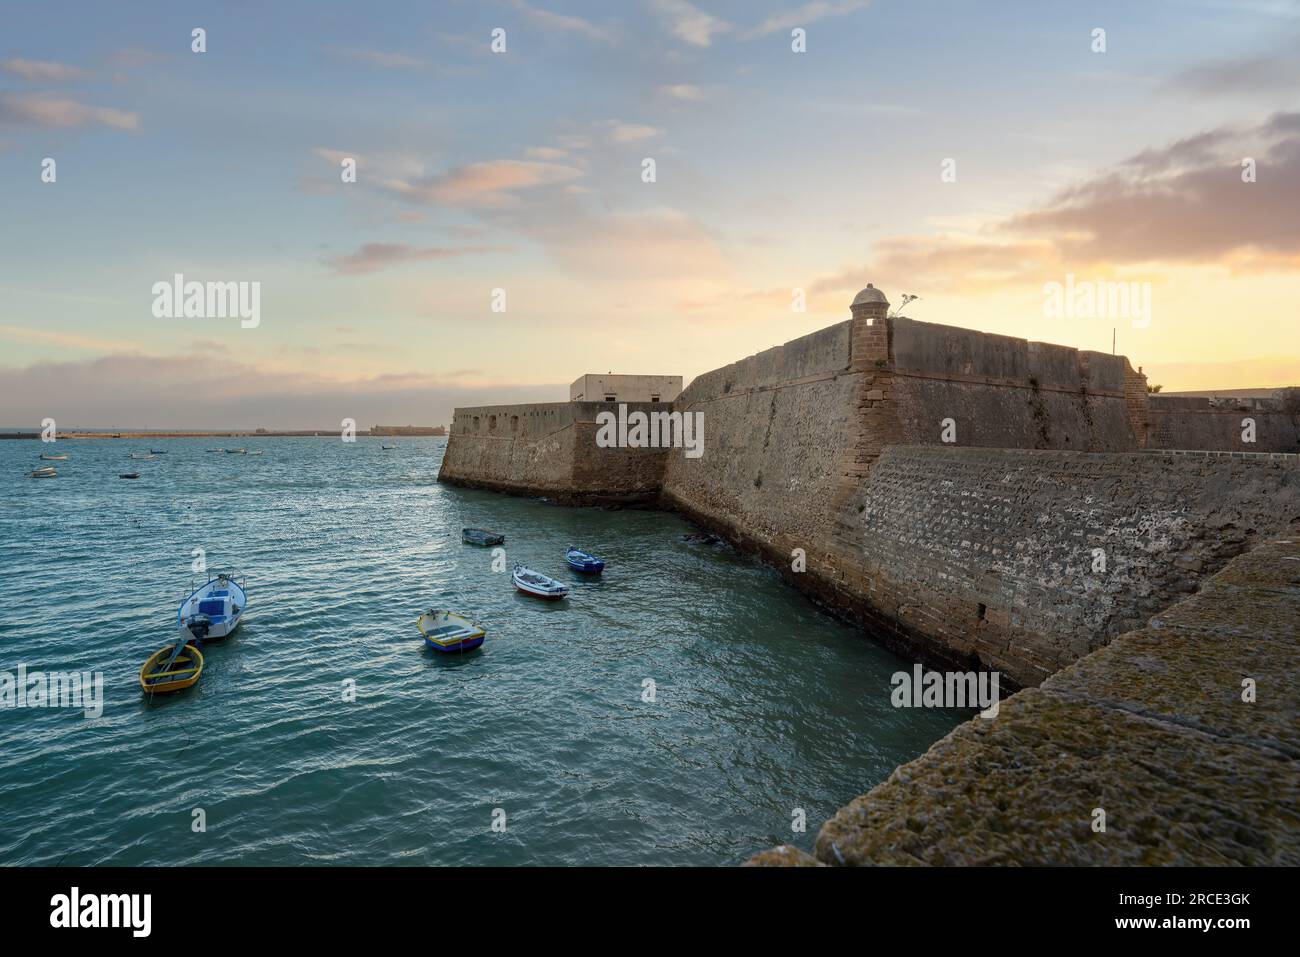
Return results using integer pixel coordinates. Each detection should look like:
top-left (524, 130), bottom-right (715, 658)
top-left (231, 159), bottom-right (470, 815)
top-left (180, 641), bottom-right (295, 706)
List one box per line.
top-left (440, 289), bottom-right (1300, 686)
top-left (440, 400), bottom-right (667, 505)
top-left (439, 283), bottom-right (1300, 864)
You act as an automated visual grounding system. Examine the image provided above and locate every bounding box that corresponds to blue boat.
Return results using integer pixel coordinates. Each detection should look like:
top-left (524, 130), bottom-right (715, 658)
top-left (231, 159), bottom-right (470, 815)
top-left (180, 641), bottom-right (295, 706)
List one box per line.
top-left (417, 610), bottom-right (486, 652)
top-left (565, 547), bottom-right (606, 574)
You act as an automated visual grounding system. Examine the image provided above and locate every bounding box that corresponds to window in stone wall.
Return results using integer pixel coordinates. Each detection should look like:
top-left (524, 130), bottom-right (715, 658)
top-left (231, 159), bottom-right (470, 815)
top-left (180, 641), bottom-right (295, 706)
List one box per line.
top-left (488, 414), bottom-right (497, 431)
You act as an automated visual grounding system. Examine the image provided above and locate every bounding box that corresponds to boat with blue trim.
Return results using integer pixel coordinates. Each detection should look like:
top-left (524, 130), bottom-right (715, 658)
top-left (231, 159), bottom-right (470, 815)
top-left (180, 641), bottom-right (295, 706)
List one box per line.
top-left (565, 547), bottom-right (606, 574)
top-left (416, 609), bottom-right (486, 652)
top-left (512, 565), bottom-right (569, 600)
top-left (178, 571), bottom-right (247, 642)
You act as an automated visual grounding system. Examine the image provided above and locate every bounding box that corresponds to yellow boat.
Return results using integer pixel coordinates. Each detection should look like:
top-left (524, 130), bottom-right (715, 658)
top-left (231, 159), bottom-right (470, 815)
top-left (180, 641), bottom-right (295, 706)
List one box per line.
top-left (140, 643), bottom-right (204, 694)
top-left (417, 609), bottom-right (486, 653)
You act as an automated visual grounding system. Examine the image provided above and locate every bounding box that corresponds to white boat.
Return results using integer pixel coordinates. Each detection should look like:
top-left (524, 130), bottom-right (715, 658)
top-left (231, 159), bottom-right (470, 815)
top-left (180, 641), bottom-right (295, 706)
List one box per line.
top-left (130, 453), bottom-right (154, 460)
top-left (30, 466), bottom-right (57, 478)
top-left (248, 450), bottom-right (264, 456)
top-left (39, 453), bottom-right (68, 461)
top-left (178, 571), bottom-right (247, 641)
top-left (512, 565), bottom-right (569, 600)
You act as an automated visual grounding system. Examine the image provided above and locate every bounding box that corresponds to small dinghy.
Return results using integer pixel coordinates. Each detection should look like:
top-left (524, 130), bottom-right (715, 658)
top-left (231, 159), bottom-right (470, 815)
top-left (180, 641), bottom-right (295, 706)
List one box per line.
top-left (150, 449), bottom-right (167, 454)
top-left (248, 450), bottom-right (264, 456)
top-left (416, 609), bottom-right (486, 653)
top-left (512, 564), bottom-right (569, 600)
top-left (30, 466), bottom-right (57, 478)
top-left (381, 444), bottom-right (397, 450)
top-left (39, 453), bottom-right (68, 461)
top-left (140, 640), bottom-right (204, 695)
top-left (130, 452), bottom-right (154, 460)
top-left (463, 528), bottom-right (505, 546)
top-left (565, 547), bottom-right (606, 574)
top-left (225, 448), bottom-right (246, 454)
top-left (119, 472), bottom-right (140, 479)
top-left (178, 571), bottom-right (247, 641)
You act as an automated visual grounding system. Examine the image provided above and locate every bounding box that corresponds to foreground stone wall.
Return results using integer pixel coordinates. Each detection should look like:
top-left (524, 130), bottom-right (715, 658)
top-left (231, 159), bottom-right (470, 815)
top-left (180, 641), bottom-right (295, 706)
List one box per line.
top-left (439, 401), bottom-right (667, 504)
top-left (747, 534), bottom-right (1300, 866)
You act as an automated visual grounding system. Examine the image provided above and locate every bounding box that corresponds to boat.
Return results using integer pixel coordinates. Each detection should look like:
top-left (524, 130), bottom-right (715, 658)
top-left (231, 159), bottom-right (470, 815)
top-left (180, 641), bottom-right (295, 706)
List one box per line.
top-left (225, 448), bottom-right (246, 454)
top-left (381, 444), bottom-right (397, 450)
top-left (129, 453), bottom-right (154, 460)
top-left (150, 449), bottom-right (166, 454)
top-left (462, 528), bottom-right (505, 546)
top-left (178, 571), bottom-right (247, 641)
top-left (119, 472), bottom-right (140, 479)
top-left (140, 641), bottom-right (204, 694)
top-left (565, 547), bottom-right (606, 574)
top-left (39, 453), bottom-right (68, 461)
top-left (512, 564), bottom-right (569, 600)
top-left (30, 466), bottom-right (57, 478)
top-left (416, 609), bottom-right (486, 653)
top-left (248, 450), bottom-right (264, 456)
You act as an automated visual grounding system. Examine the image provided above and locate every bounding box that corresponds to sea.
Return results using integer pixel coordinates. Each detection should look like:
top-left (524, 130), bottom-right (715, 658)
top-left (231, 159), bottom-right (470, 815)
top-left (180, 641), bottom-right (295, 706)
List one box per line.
top-left (0, 437), bottom-right (965, 865)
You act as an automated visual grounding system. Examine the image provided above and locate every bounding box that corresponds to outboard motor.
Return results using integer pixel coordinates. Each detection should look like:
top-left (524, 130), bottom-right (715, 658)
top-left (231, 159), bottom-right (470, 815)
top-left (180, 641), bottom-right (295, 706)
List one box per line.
top-left (185, 614), bottom-right (211, 641)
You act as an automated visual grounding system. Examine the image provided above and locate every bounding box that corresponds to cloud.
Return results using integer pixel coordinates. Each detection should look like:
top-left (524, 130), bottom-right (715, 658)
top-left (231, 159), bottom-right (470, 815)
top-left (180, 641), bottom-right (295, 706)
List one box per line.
top-left (650, 0), bottom-right (731, 47)
top-left (510, 1), bottom-right (617, 42)
top-left (313, 146), bottom-right (358, 166)
top-left (743, 1), bottom-right (871, 39)
top-left (1006, 112), bottom-right (1300, 266)
top-left (325, 242), bottom-right (510, 275)
top-left (609, 122), bottom-right (662, 143)
top-left (383, 159), bottom-right (584, 207)
top-left (5, 93), bottom-right (137, 133)
top-left (524, 145), bottom-right (568, 160)
top-left (0, 58), bottom-right (88, 81)
top-left (334, 48), bottom-right (426, 69)
top-left (0, 323), bottom-right (145, 353)
top-left (0, 92), bottom-right (140, 130)
top-left (803, 111), bottom-right (1300, 296)
top-left (659, 84), bottom-right (705, 101)
top-left (0, 351), bottom-right (565, 429)
top-left (1168, 33), bottom-right (1300, 96)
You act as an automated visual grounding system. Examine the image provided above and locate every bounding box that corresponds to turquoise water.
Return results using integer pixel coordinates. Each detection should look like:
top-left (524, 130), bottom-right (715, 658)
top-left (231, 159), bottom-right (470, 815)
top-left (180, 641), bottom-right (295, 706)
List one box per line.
top-left (0, 438), bottom-right (964, 866)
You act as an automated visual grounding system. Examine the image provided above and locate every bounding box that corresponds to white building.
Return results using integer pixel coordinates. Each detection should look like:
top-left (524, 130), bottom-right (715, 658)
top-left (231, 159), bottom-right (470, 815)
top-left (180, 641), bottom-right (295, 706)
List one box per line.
top-left (570, 374), bottom-right (683, 404)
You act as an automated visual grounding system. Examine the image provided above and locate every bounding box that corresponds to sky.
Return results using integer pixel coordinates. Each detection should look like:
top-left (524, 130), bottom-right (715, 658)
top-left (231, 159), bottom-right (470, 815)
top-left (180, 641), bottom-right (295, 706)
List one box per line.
top-left (2, 0), bottom-right (1299, 429)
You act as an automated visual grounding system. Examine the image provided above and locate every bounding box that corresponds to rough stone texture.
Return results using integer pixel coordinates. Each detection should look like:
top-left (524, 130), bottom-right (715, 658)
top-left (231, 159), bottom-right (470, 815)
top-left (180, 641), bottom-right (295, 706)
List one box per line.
top-left (1147, 393), bottom-right (1300, 453)
top-left (799, 537), bottom-right (1300, 866)
top-left (741, 844), bottom-right (825, 867)
top-left (441, 317), bottom-right (1300, 690)
top-left (843, 446), bottom-right (1300, 687)
top-left (437, 401), bottom-right (668, 504)
top-left (888, 318), bottom-right (1137, 451)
